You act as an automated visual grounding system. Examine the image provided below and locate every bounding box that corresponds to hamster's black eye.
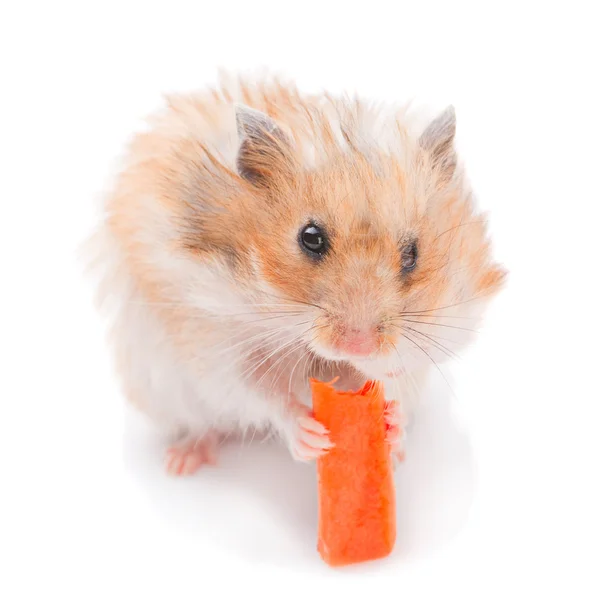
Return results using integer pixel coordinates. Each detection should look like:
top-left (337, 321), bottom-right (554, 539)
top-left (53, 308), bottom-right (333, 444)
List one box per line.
top-left (299, 224), bottom-right (328, 256)
top-left (401, 241), bottom-right (418, 273)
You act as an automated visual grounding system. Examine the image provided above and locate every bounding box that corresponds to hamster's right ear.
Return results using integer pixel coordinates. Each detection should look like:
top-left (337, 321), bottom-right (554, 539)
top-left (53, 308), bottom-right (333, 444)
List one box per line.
top-left (235, 104), bottom-right (293, 186)
top-left (419, 106), bottom-right (457, 182)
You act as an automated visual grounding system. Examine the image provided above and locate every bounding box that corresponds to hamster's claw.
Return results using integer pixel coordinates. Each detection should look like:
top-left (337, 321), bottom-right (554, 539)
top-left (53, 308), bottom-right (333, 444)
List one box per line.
top-left (385, 399), bottom-right (406, 462)
top-left (285, 397), bottom-right (333, 461)
top-left (291, 415), bottom-right (334, 461)
top-left (165, 432), bottom-right (218, 476)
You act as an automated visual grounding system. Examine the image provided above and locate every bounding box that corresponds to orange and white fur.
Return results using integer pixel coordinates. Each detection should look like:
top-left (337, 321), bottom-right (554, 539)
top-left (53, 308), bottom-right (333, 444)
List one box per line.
top-left (87, 76), bottom-right (504, 475)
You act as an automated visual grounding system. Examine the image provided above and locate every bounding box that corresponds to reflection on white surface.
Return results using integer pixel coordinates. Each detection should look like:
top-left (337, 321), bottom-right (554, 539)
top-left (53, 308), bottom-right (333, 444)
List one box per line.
top-left (122, 375), bottom-right (475, 568)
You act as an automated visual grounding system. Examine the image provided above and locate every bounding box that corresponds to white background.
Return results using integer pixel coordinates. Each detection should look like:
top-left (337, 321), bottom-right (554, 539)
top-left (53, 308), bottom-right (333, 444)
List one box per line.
top-left (1, 1), bottom-right (599, 598)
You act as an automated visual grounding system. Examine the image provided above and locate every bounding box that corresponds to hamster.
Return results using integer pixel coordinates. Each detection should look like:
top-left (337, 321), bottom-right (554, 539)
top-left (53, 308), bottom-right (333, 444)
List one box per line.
top-left (87, 75), bottom-right (505, 475)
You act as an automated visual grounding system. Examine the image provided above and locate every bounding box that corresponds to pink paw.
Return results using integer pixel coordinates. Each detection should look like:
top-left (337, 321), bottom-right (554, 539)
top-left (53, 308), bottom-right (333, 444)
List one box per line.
top-left (165, 433), bottom-right (218, 476)
top-left (385, 400), bottom-right (406, 462)
top-left (284, 398), bottom-right (333, 461)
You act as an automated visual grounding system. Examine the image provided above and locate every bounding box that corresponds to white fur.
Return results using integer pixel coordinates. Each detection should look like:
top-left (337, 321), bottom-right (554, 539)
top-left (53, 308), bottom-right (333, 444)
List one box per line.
top-left (85, 78), bottom-right (501, 464)
top-left (87, 217), bottom-right (327, 450)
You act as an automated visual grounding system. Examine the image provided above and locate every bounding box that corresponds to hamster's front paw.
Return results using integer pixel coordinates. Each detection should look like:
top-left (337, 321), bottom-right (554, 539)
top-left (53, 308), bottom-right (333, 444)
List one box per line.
top-left (282, 397), bottom-right (333, 461)
top-left (165, 431), bottom-right (219, 476)
top-left (385, 399), bottom-right (406, 462)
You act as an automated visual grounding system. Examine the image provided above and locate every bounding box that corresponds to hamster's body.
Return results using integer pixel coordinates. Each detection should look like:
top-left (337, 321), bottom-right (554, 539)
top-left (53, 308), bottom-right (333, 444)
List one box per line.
top-left (88, 75), bottom-right (504, 473)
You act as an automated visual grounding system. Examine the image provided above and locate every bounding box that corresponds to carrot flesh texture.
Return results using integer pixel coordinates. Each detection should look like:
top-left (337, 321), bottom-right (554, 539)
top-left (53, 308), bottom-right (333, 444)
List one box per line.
top-left (311, 379), bottom-right (396, 566)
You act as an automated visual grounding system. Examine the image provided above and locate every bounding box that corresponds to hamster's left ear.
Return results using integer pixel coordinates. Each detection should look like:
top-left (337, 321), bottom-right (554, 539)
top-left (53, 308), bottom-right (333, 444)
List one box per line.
top-left (419, 106), bottom-right (457, 182)
top-left (235, 104), bottom-right (292, 186)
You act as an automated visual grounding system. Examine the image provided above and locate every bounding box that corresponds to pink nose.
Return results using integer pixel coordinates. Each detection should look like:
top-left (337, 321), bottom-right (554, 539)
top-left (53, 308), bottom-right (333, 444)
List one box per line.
top-left (336, 329), bottom-right (378, 357)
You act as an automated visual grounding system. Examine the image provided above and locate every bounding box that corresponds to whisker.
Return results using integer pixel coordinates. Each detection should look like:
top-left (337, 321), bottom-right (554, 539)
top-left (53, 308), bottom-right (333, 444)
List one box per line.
top-left (210, 322), bottom-right (311, 359)
top-left (389, 342), bottom-right (419, 415)
top-left (202, 311), bottom-right (306, 321)
top-left (248, 425), bottom-right (258, 447)
top-left (237, 329), bottom-right (304, 383)
top-left (399, 329), bottom-right (455, 398)
top-left (288, 351), bottom-right (308, 397)
top-left (271, 328), bottom-right (318, 395)
top-left (398, 290), bottom-right (496, 316)
top-left (302, 345), bottom-right (313, 389)
top-left (272, 343), bottom-right (305, 397)
top-left (258, 290), bottom-right (327, 313)
top-left (403, 326), bottom-right (460, 361)
top-left (208, 316), bottom-right (309, 350)
top-left (390, 313), bottom-right (478, 320)
top-left (240, 327), bottom-right (311, 385)
top-left (255, 337), bottom-right (309, 390)
top-left (393, 324), bottom-right (460, 345)
top-left (130, 300), bottom-right (309, 309)
top-left (396, 318), bottom-right (479, 334)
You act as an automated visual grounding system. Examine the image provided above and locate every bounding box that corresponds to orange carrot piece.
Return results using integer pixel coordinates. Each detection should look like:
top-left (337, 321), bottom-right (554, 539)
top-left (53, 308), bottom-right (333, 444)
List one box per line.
top-left (311, 379), bottom-right (396, 566)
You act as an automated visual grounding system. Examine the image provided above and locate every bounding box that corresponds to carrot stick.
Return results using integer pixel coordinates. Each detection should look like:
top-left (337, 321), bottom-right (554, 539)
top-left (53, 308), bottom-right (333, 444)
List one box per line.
top-left (311, 379), bottom-right (396, 566)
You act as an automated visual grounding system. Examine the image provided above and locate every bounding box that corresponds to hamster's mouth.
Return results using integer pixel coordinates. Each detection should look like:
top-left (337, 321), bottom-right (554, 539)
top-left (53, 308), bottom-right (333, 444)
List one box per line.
top-left (310, 342), bottom-right (380, 364)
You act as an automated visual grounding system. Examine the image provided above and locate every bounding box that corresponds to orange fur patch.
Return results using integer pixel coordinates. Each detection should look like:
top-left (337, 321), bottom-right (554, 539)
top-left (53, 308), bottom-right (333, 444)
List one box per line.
top-left (100, 74), bottom-right (505, 370)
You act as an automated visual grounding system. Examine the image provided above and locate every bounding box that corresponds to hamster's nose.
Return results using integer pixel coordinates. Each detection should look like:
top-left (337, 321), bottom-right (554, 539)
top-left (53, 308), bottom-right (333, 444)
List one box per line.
top-left (335, 328), bottom-right (378, 357)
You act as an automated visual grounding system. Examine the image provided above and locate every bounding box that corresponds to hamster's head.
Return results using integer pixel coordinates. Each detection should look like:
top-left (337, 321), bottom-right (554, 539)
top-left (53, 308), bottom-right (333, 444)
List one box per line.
top-left (198, 102), bottom-right (505, 380)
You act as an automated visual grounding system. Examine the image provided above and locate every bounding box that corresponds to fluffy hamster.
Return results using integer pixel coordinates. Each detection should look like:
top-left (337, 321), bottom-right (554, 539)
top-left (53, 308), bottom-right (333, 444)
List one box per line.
top-left (88, 76), bottom-right (505, 474)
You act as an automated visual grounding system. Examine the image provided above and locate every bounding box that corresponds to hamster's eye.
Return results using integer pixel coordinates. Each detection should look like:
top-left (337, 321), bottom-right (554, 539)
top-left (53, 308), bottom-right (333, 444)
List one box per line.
top-left (299, 224), bottom-right (328, 257)
top-left (401, 241), bottom-right (418, 273)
